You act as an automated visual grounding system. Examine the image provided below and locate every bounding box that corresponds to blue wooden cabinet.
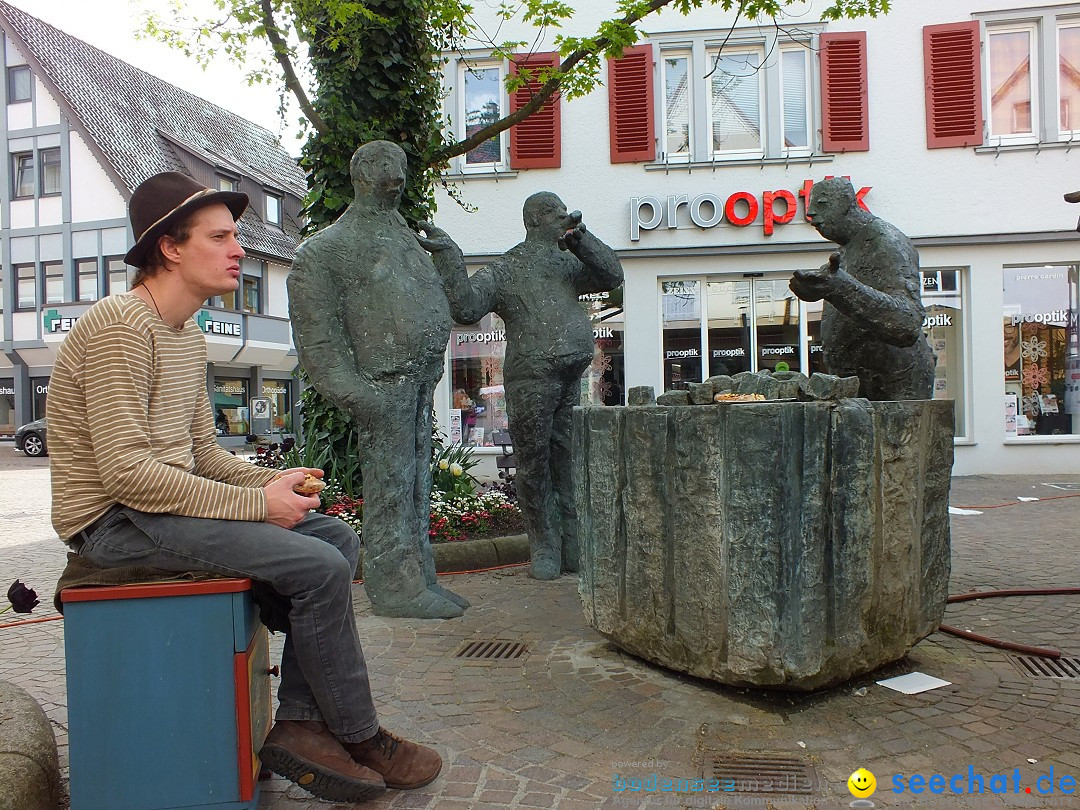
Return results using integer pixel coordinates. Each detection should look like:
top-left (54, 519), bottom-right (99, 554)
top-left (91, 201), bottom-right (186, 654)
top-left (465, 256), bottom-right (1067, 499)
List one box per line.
top-left (63, 579), bottom-right (272, 810)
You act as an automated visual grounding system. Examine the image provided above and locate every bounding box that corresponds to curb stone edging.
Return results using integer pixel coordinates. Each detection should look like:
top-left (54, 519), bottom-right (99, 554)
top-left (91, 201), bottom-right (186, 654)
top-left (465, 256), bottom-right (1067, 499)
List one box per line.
top-left (0, 680), bottom-right (60, 810)
top-left (355, 533), bottom-right (529, 578)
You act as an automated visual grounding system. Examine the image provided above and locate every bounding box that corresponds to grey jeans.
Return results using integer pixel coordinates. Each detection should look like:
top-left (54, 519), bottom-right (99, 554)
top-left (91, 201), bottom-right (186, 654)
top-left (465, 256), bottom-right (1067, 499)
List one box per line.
top-left (78, 506), bottom-right (379, 743)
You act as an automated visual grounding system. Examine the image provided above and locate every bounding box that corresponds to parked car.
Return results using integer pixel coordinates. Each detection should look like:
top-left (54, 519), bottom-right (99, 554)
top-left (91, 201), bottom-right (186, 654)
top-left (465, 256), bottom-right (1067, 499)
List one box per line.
top-left (15, 418), bottom-right (47, 457)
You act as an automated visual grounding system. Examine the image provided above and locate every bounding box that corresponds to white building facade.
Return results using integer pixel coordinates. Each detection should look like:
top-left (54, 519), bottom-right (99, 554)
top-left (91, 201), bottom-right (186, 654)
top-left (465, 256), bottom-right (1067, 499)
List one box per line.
top-left (0, 1), bottom-right (305, 447)
top-left (431, 0), bottom-right (1080, 476)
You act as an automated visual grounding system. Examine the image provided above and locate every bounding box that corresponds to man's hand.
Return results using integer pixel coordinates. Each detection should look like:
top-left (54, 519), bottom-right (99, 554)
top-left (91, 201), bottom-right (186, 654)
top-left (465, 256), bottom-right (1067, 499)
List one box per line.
top-left (264, 471), bottom-right (321, 529)
top-left (414, 221), bottom-right (456, 253)
top-left (275, 467), bottom-right (325, 480)
top-left (790, 252), bottom-right (840, 302)
top-left (557, 211), bottom-right (585, 251)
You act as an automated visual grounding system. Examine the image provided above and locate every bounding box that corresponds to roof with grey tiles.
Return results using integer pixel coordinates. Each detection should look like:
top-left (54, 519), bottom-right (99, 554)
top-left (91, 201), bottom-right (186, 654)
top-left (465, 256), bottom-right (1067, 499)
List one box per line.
top-left (0, 0), bottom-right (306, 260)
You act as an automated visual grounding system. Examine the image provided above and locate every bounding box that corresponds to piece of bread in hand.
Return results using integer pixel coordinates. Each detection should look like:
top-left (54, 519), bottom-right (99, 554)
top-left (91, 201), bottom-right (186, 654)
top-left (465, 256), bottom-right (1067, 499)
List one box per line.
top-left (293, 473), bottom-right (326, 496)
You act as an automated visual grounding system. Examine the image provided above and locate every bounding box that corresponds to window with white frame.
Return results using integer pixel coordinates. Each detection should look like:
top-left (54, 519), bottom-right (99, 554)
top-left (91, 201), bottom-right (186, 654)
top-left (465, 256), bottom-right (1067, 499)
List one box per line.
top-left (1059, 22), bottom-right (1080, 135)
top-left (977, 8), bottom-right (1080, 145)
top-left (460, 61), bottom-right (505, 168)
top-left (662, 52), bottom-right (692, 159)
top-left (986, 25), bottom-right (1037, 143)
top-left (43, 262), bottom-right (64, 304)
top-left (76, 258), bottom-right (98, 302)
top-left (780, 45), bottom-right (812, 150)
top-left (265, 191), bottom-right (282, 227)
top-left (106, 256), bottom-right (129, 294)
top-left (654, 28), bottom-right (818, 163)
top-left (709, 48), bottom-right (764, 155)
top-left (15, 263), bottom-right (35, 310)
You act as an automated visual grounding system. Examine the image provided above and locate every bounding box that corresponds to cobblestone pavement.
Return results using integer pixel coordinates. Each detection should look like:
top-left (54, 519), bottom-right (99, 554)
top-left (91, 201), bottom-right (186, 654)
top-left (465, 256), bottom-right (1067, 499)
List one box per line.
top-left (2, 444), bottom-right (1079, 809)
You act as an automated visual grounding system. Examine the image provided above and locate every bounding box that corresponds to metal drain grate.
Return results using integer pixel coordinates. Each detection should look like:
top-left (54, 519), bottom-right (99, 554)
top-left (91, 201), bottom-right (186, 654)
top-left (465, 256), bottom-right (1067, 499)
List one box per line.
top-left (704, 753), bottom-right (817, 795)
top-left (454, 639), bottom-right (529, 661)
top-left (1011, 655), bottom-right (1080, 679)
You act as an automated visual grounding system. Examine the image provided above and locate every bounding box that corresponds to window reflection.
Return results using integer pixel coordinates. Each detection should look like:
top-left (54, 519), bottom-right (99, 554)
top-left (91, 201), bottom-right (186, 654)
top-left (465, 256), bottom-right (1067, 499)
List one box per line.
top-left (664, 55), bottom-right (691, 157)
top-left (464, 66), bottom-right (503, 165)
top-left (988, 28), bottom-right (1035, 138)
top-left (709, 50), bottom-right (763, 153)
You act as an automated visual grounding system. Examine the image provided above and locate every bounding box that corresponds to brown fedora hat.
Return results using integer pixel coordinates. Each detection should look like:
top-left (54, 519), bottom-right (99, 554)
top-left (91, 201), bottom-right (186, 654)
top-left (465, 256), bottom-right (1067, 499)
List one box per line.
top-left (124, 172), bottom-right (248, 267)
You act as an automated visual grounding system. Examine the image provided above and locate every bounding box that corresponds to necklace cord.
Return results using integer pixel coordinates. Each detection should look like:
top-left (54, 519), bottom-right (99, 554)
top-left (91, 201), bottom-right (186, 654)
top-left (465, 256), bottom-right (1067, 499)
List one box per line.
top-left (139, 282), bottom-right (163, 321)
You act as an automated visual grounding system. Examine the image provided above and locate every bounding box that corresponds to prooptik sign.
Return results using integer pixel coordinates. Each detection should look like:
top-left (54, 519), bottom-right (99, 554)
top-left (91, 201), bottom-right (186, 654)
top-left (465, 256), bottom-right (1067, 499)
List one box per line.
top-left (629, 178), bottom-right (872, 240)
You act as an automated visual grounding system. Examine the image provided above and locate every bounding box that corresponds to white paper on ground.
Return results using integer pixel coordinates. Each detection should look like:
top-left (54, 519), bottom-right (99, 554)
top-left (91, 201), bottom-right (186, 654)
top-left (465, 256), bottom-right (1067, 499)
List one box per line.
top-left (1017, 497), bottom-right (1040, 502)
top-left (948, 506), bottom-right (983, 515)
top-left (877, 672), bottom-right (952, 694)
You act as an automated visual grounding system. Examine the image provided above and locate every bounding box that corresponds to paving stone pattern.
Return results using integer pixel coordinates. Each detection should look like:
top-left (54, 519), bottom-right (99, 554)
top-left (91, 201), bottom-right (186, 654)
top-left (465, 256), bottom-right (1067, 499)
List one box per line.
top-left (1, 446), bottom-right (1078, 809)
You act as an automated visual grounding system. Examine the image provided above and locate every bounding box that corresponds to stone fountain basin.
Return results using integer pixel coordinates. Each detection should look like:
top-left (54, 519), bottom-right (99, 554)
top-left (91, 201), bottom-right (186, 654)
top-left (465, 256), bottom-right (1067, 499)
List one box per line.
top-left (573, 398), bottom-right (953, 691)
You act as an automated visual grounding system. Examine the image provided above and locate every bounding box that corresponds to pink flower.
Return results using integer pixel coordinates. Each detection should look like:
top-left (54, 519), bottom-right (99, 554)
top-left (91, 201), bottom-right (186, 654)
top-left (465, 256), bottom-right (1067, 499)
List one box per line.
top-left (1023, 364), bottom-right (1049, 388)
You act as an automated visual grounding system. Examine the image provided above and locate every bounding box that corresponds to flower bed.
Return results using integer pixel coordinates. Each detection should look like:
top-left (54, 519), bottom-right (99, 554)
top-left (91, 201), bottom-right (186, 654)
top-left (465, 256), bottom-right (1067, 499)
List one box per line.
top-left (251, 438), bottom-right (523, 544)
top-left (428, 490), bottom-right (523, 543)
top-left (318, 480), bottom-right (522, 544)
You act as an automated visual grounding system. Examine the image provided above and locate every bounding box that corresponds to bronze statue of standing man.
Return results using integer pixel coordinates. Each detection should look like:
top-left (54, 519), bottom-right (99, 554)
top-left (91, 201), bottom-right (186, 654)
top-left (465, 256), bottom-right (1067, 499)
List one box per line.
top-left (418, 192), bottom-right (624, 580)
top-left (288, 141), bottom-right (468, 618)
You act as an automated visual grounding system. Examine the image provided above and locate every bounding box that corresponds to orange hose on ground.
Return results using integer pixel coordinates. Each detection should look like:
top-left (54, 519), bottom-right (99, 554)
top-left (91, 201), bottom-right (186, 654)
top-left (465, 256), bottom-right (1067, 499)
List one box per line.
top-left (938, 587), bottom-right (1080, 658)
top-left (0, 614), bottom-right (62, 630)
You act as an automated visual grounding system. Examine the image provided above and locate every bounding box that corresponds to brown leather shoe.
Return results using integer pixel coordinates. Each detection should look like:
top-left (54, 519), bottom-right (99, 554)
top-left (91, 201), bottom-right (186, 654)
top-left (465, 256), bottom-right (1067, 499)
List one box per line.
top-left (260, 720), bottom-right (386, 802)
top-left (344, 727), bottom-right (443, 790)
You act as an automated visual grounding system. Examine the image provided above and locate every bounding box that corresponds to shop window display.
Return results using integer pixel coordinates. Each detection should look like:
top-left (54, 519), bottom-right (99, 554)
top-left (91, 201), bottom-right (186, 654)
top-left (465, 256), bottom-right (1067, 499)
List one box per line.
top-left (1003, 265), bottom-right (1079, 437)
top-left (665, 276), bottom-right (800, 385)
top-left (921, 269), bottom-right (966, 437)
top-left (581, 290), bottom-right (625, 406)
top-left (751, 278), bottom-right (801, 373)
top-left (212, 377), bottom-right (249, 436)
top-left (662, 280), bottom-right (703, 390)
top-left (449, 312), bottom-right (508, 446)
top-left (706, 280), bottom-right (752, 377)
top-left (0, 381), bottom-right (14, 436)
top-left (261, 380), bottom-right (292, 432)
top-left (661, 272), bottom-right (968, 435)
top-left (31, 377), bottom-right (49, 421)
top-left (449, 295), bottom-right (626, 444)
top-left (804, 298), bottom-right (828, 375)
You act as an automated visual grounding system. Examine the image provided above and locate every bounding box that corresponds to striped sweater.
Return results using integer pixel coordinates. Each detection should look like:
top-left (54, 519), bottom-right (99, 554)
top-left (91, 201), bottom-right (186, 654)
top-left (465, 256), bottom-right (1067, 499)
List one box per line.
top-left (48, 294), bottom-right (279, 542)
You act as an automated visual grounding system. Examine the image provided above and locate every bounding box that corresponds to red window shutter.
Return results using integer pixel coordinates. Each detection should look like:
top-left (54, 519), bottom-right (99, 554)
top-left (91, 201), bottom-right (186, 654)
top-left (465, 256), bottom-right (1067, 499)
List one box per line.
top-left (509, 52), bottom-right (561, 169)
top-left (608, 44), bottom-right (655, 163)
top-left (923, 21), bottom-right (983, 148)
top-left (820, 32), bottom-right (869, 152)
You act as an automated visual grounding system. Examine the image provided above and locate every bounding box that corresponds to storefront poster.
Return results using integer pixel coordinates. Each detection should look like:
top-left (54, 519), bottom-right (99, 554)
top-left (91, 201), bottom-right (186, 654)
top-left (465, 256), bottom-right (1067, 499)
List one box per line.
top-left (449, 409), bottom-right (463, 445)
top-left (1005, 393), bottom-right (1018, 436)
top-left (1003, 322), bottom-right (1021, 382)
top-left (1066, 357), bottom-right (1080, 414)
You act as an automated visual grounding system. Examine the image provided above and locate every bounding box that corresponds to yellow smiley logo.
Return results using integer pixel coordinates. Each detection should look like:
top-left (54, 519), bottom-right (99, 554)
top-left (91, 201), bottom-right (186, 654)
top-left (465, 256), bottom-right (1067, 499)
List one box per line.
top-left (847, 768), bottom-right (876, 798)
